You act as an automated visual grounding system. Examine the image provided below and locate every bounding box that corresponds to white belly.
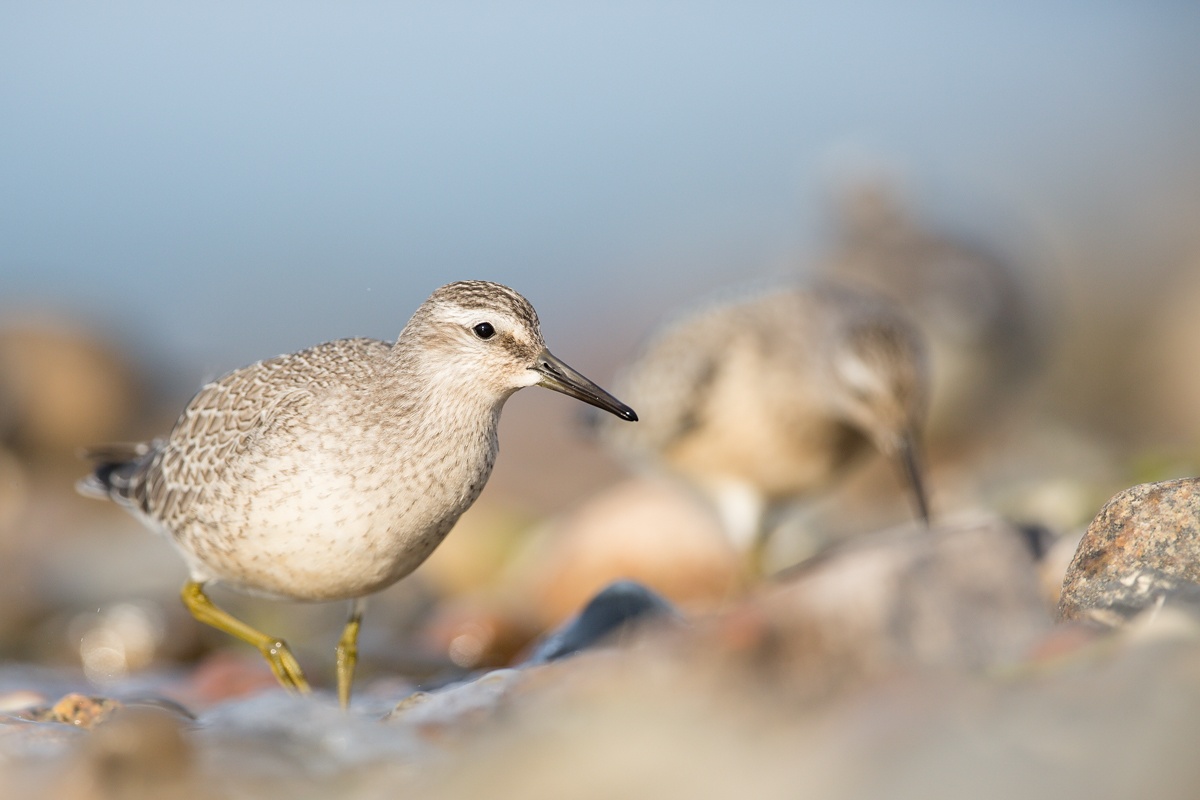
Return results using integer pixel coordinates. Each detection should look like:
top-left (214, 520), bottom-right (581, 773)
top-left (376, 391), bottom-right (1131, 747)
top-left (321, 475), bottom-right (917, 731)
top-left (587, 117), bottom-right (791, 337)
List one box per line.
top-left (172, 438), bottom-right (490, 602)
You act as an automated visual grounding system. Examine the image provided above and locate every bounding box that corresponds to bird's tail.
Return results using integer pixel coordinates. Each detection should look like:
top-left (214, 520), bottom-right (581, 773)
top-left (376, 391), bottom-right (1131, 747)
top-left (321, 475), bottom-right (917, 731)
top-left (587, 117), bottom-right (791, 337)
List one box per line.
top-left (76, 441), bottom-right (158, 507)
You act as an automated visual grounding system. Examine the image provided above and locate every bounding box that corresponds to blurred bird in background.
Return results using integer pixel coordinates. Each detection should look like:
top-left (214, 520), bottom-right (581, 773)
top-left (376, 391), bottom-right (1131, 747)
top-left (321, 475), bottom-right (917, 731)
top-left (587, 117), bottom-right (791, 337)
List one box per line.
top-left (595, 281), bottom-right (931, 573)
top-left (820, 180), bottom-right (1047, 445)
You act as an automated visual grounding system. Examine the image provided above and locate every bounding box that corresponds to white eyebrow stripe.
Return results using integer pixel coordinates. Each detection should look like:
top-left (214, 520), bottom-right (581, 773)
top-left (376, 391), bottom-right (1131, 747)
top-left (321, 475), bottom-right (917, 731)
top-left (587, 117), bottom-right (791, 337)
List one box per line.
top-left (434, 307), bottom-right (541, 348)
top-left (835, 352), bottom-right (885, 396)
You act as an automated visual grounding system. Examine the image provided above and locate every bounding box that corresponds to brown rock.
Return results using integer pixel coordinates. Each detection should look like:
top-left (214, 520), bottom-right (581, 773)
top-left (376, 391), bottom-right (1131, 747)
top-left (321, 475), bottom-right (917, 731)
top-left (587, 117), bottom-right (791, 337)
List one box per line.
top-left (1059, 477), bottom-right (1200, 624)
top-left (170, 651), bottom-right (286, 709)
top-left (420, 474), bottom-right (744, 669)
top-left (20, 694), bottom-right (123, 729)
top-left (524, 478), bottom-right (744, 629)
top-left (0, 317), bottom-right (140, 454)
top-left (420, 598), bottom-right (542, 669)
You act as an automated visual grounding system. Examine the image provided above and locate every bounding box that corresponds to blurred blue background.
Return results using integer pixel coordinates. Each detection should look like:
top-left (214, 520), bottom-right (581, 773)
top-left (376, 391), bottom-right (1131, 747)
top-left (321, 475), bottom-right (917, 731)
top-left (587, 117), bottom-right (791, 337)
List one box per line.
top-left (3, 2), bottom-right (1198, 371)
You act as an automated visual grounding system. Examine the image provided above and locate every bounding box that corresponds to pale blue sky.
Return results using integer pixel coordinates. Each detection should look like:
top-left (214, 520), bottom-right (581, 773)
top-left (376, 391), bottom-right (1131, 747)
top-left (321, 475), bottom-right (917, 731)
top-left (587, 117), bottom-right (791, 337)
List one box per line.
top-left (3, 2), bottom-right (1198, 374)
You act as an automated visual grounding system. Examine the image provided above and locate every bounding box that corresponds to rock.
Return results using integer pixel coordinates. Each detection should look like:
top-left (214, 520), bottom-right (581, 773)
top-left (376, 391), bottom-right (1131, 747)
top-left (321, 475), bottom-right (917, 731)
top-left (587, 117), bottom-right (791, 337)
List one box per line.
top-left (193, 691), bottom-right (423, 786)
top-left (407, 615), bottom-right (1200, 800)
top-left (522, 477), bottom-right (744, 628)
top-left (418, 477), bottom-right (742, 670)
top-left (1059, 478), bottom-right (1200, 624)
top-left (1136, 252), bottom-right (1200, 443)
top-left (391, 582), bottom-right (682, 738)
top-left (47, 707), bottom-right (204, 800)
top-left (732, 513), bottom-right (1052, 697)
top-left (419, 597), bottom-right (541, 670)
top-left (167, 651), bottom-right (289, 709)
top-left (384, 669), bottom-right (523, 739)
top-left (0, 690), bottom-right (46, 714)
top-left (0, 316), bottom-right (141, 455)
top-left (523, 580), bottom-right (681, 665)
top-left (18, 694), bottom-right (123, 729)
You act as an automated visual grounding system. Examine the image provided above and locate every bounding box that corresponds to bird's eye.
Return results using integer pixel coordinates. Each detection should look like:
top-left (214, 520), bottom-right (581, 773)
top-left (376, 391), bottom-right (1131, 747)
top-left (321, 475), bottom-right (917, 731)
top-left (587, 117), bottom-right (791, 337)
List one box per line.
top-left (472, 322), bottom-right (496, 340)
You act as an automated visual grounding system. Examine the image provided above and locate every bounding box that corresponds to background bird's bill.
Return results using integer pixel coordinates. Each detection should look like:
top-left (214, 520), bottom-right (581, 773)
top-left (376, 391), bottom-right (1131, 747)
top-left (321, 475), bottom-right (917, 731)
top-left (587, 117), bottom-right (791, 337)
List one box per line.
top-left (897, 434), bottom-right (931, 525)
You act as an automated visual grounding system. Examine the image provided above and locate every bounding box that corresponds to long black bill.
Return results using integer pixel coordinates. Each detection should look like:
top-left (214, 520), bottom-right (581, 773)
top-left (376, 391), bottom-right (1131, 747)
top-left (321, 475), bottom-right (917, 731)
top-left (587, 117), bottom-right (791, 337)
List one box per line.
top-left (533, 349), bottom-right (638, 422)
top-left (897, 433), bottom-right (931, 526)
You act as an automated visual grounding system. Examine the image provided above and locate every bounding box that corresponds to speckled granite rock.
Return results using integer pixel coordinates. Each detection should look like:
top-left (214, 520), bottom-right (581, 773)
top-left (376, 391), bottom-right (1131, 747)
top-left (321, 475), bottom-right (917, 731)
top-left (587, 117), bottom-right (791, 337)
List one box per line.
top-left (1059, 478), bottom-right (1200, 624)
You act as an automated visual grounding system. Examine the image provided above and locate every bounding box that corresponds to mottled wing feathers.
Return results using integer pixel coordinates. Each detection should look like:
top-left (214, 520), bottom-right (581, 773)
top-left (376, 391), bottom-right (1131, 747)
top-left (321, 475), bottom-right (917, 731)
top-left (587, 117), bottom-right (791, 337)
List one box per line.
top-left (84, 337), bottom-right (392, 523)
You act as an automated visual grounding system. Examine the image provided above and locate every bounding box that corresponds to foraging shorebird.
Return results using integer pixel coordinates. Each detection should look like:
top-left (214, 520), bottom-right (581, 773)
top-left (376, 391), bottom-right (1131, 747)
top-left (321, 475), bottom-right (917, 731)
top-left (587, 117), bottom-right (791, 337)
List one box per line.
top-left (823, 181), bottom-right (1042, 440)
top-left (596, 282), bottom-right (930, 567)
top-left (79, 280), bottom-right (637, 707)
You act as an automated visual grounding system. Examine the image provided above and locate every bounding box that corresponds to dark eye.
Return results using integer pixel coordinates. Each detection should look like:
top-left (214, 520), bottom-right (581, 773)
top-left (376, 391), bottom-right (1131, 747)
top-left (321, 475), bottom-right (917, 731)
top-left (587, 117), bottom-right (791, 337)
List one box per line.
top-left (472, 322), bottom-right (496, 340)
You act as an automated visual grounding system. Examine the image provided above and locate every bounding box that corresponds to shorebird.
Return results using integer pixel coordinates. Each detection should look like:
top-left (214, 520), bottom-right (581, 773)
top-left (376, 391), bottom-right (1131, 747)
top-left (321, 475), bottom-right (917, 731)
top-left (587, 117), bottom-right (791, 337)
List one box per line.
top-left (596, 282), bottom-right (930, 568)
top-left (823, 181), bottom-right (1042, 440)
top-left (79, 280), bottom-right (637, 707)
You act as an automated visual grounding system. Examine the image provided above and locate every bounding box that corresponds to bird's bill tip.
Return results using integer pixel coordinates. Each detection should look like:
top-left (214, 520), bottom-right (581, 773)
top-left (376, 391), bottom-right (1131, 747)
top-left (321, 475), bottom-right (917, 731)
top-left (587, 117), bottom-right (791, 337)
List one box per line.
top-left (611, 404), bottom-right (639, 422)
top-left (533, 350), bottom-right (638, 422)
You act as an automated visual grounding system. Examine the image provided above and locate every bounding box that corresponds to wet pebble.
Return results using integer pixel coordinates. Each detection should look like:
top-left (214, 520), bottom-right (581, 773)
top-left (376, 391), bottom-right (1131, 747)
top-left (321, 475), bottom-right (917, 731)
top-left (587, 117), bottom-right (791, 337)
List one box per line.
top-left (1059, 477), bottom-right (1200, 624)
top-left (523, 579), bottom-right (681, 665)
top-left (385, 669), bottom-right (524, 740)
top-left (17, 694), bottom-right (123, 729)
top-left (1, 694), bottom-right (125, 775)
top-left (388, 581), bottom-right (681, 738)
top-left (194, 690), bottom-right (426, 779)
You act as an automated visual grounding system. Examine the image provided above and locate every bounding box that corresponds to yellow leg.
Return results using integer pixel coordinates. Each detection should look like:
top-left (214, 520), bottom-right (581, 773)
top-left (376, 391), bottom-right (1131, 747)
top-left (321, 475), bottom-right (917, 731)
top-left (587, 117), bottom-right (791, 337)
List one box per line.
top-left (740, 522), bottom-right (771, 581)
top-left (181, 580), bottom-right (311, 695)
top-left (335, 599), bottom-right (365, 710)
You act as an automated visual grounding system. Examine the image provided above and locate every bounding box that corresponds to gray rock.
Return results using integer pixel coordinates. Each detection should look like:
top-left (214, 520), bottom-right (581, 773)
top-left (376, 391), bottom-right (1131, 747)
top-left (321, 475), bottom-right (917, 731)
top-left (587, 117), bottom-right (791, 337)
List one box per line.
top-left (1059, 477), bottom-right (1200, 624)
top-left (754, 513), bottom-right (1053, 694)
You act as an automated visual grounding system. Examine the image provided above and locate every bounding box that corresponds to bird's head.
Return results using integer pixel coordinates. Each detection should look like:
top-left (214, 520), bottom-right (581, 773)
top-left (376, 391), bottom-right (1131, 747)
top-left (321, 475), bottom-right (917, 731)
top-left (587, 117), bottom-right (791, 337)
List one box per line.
top-left (830, 319), bottom-right (931, 522)
top-left (405, 280), bottom-right (637, 422)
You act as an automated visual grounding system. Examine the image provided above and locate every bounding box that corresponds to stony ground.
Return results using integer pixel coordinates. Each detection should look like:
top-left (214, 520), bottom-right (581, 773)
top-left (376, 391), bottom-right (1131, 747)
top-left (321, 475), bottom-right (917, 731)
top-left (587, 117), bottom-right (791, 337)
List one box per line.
top-left (4, 498), bottom-right (1200, 800)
